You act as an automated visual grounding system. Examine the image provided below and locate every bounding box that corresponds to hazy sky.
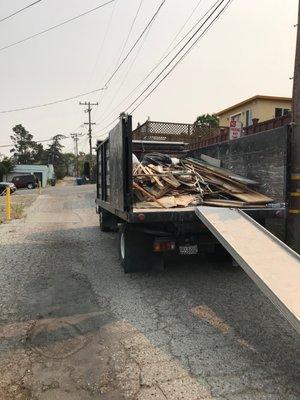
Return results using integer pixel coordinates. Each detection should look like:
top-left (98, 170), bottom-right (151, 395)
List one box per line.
top-left (0, 0), bottom-right (298, 155)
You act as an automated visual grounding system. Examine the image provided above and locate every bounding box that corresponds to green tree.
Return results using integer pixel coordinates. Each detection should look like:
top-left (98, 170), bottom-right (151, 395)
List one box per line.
top-left (194, 113), bottom-right (219, 128)
top-left (10, 124), bottom-right (35, 163)
top-left (47, 135), bottom-right (66, 179)
top-left (0, 157), bottom-right (14, 181)
top-left (78, 151), bottom-right (86, 176)
top-left (63, 153), bottom-right (76, 176)
top-left (10, 124), bottom-right (48, 164)
top-left (31, 142), bottom-right (47, 164)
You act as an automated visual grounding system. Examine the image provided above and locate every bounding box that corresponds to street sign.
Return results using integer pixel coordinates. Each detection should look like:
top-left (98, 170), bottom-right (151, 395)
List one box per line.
top-left (229, 120), bottom-right (242, 140)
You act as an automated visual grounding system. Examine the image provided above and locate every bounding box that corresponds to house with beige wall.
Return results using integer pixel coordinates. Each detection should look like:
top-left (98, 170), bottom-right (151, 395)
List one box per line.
top-left (217, 95), bottom-right (291, 127)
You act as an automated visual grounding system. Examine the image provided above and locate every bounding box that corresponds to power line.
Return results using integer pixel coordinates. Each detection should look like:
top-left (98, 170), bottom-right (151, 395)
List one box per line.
top-left (99, 26), bottom-right (150, 120)
top-left (86, 0), bottom-right (118, 90)
top-left (113, 0), bottom-right (144, 72)
top-left (95, 0), bottom-right (232, 135)
top-left (129, 0), bottom-right (233, 114)
top-left (95, 118), bottom-right (119, 136)
top-left (0, 135), bottom-right (70, 148)
top-left (0, 1), bottom-right (163, 115)
top-left (125, 0), bottom-right (229, 113)
top-left (97, 0), bottom-right (157, 120)
top-left (92, 0), bottom-right (144, 119)
top-left (95, 0), bottom-right (220, 126)
top-left (0, 0), bottom-right (115, 53)
top-left (158, 0), bottom-right (203, 60)
top-left (103, 0), bottom-right (166, 88)
top-left (92, 0), bottom-right (165, 124)
top-left (0, 0), bottom-right (43, 24)
top-left (0, 87), bottom-right (106, 114)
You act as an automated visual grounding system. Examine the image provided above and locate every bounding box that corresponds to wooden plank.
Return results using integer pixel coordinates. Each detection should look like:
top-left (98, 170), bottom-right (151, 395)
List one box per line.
top-left (191, 168), bottom-right (272, 204)
top-left (147, 165), bottom-right (181, 188)
top-left (133, 182), bottom-right (167, 208)
top-left (134, 201), bottom-right (162, 209)
top-left (155, 184), bottom-right (172, 199)
top-left (175, 194), bottom-right (197, 207)
top-left (134, 196), bottom-right (177, 209)
top-left (202, 199), bottom-right (267, 208)
top-left (186, 157), bottom-right (259, 185)
top-left (133, 188), bottom-right (146, 202)
top-left (161, 172), bottom-right (181, 188)
top-left (148, 164), bottom-right (164, 174)
top-left (139, 165), bottom-right (154, 183)
top-left (202, 199), bottom-right (248, 207)
top-left (144, 166), bottom-right (164, 188)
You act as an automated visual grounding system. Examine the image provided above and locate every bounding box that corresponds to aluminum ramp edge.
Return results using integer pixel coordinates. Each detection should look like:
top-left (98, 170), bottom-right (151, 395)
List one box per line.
top-left (195, 206), bottom-right (300, 333)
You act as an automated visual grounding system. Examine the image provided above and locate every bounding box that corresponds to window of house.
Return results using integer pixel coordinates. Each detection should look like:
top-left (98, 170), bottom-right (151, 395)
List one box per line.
top-left (245, 109), bottom-right (253, 127)
top-left (230, 113), bottom-right (241, 122)
top-left (275, 108), bottom-right (291, 118)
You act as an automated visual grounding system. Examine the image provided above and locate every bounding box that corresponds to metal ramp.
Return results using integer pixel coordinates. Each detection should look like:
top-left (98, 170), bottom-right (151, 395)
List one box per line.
top-left (195, 206), bottom-right (300, 332)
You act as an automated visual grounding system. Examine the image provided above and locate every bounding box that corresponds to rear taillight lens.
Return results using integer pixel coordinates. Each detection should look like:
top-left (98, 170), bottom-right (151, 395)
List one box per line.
top-left (153, 240), bottom-right (175, 252)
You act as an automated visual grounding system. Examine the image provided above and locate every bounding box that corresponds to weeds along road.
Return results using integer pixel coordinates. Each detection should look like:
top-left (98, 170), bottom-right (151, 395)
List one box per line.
top-left (0, 181), bottom-right (299, 400)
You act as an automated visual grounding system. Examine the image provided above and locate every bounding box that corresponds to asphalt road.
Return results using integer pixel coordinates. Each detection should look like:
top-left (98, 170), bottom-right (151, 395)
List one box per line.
top-left (0, 182), bottom-right (299, 400)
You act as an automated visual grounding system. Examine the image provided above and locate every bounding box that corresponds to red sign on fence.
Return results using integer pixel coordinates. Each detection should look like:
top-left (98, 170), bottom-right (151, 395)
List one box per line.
top-left (229, 120), bottom-right (242, 140)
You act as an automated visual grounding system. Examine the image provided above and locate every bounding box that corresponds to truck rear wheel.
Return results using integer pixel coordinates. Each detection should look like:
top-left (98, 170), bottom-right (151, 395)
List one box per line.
top-left (119, 224), bottom-right (163, 273)
top-left (99, 209), bottom-right (118, 232)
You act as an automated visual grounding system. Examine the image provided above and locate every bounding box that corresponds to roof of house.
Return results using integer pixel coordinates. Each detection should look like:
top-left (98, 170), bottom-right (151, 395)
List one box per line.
top-left (216, 95), bottom-right (292, 116)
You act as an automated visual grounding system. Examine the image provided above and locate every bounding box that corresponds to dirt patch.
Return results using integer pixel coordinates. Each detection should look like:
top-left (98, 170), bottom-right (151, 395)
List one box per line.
top-left (27, 319), bottom-right (88, 359)
top-left (0, 193), bottom-right (38, 223)
top-left (0, 317), bottom-right (212, 400)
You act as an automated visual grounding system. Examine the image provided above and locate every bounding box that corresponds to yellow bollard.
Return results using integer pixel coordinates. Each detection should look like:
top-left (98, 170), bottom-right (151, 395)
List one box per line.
top-left (6, 187), bottom-right (11, 222)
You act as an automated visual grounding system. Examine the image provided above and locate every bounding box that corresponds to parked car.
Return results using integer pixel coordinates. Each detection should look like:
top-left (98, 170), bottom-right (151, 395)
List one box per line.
top-left (0, 182), bottom-right (17, 196)
top-left (11, 175), bottom-right (39, 189)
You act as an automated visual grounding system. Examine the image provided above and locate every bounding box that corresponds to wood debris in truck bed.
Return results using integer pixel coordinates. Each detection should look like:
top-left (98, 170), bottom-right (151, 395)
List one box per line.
top-left (133, 156), bottom-right (273, 209)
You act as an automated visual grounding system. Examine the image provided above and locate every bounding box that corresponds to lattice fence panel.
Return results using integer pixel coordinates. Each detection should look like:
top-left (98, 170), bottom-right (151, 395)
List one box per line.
top-left (132, 120), bottom-right (228, 144)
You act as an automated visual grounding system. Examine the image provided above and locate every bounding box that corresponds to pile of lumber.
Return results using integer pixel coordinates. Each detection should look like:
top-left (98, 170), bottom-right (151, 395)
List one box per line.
top-left (133, 157), bottom-right (273, 209)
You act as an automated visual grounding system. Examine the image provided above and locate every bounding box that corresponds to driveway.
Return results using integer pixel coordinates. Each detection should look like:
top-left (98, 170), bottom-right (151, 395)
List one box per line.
top-left (0, 182), bottom-right (299, 399)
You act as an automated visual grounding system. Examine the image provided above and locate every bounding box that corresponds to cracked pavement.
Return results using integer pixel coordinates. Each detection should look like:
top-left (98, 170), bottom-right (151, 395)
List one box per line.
top-left (0, 181), bottom-right (299, 399)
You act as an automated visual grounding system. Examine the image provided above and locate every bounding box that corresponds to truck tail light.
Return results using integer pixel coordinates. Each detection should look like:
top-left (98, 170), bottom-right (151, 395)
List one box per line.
top-left (153, 240), bottom-right (175, 252)
top-left (138, 213), bottom-right (145, 221)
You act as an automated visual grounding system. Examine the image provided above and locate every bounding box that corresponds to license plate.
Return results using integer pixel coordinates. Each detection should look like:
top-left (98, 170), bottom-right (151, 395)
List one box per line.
top-left (179, 244), bottom-right (198, 255)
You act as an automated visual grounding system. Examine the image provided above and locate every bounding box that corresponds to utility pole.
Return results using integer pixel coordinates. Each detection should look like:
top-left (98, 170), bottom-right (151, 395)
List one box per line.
top-left (71, 133), bottom-right (83, 177)
top-left (287, 0), bottom-right (300, 253)
top-left (79, 101), bottom-right (98, 159)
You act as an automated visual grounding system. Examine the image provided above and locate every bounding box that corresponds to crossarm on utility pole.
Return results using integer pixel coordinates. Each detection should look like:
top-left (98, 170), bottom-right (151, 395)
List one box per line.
top-left (79, 101), bottom-right (98, 158)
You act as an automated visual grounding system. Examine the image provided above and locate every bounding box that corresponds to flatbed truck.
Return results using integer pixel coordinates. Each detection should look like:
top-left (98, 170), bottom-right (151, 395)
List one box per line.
top-left (95, 115), bottom-right (284, 273)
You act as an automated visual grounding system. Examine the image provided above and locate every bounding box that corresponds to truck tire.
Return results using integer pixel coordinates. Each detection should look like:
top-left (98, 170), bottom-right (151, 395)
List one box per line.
top-left (119, 224), bottom-right (163, 273)
top-left (99, 209), bottom-right (118, 232)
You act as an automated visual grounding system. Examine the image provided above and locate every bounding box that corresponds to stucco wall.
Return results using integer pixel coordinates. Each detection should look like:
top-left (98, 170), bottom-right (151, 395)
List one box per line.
top-left (256, 98), bottom-right (291, 122)
top-left (218, 98), bottom-right (291, 126)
